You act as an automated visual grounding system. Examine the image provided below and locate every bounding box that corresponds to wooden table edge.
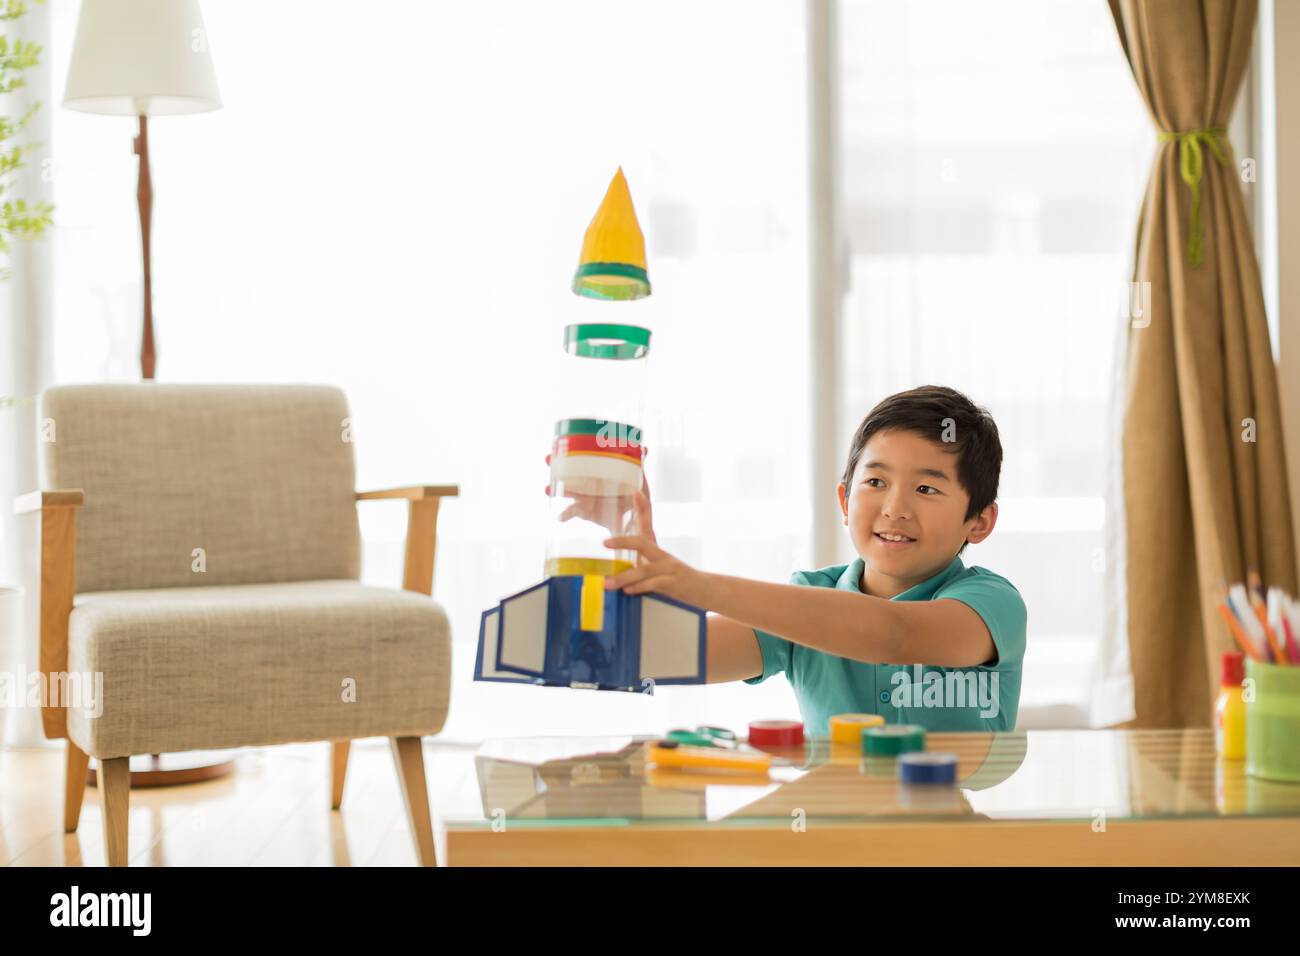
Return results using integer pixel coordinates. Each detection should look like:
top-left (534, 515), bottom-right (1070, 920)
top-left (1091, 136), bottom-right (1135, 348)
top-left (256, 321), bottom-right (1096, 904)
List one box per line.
top-left (443, 816), bottom-right (1300, 866)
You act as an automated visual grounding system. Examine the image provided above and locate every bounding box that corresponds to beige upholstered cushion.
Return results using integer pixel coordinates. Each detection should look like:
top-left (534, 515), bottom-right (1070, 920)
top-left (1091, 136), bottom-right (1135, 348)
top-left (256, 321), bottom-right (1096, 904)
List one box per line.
top-left (65, 580), bottom-right (451, 758)
top-left (40, 384), bottom-right (361, 594)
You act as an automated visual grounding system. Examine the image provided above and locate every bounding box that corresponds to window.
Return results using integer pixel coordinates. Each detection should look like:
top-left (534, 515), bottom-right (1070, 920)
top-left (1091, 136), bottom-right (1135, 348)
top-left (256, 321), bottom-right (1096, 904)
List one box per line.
top-left (48, 0), bottom-right (810, 739)
top-left (48, 0), bottom-right (1159, 734)
top-left (835, 0), bottom-right (1153, 722)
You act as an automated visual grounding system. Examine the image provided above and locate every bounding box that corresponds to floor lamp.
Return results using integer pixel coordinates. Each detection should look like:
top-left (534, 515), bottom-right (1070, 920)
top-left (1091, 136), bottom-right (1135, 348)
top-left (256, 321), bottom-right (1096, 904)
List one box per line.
top-left (62, 0), bottom-right (221, 380)
top-left (61, 0), bottom-right (231, 789)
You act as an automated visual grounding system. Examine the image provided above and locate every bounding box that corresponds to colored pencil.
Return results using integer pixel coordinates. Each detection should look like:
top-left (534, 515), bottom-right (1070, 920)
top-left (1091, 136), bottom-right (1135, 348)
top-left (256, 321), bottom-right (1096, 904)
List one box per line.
top-left (1222, 578), bottom-right (1298, 665)
top-left (1229, 584), bottom-right (1272, 662)
top-left (1250, 583), bottom-right (1286, 663)
top-left (1283, 597), bottom-right (1300, 665)
top-left (1217, 602), bottom-right (1257, 660)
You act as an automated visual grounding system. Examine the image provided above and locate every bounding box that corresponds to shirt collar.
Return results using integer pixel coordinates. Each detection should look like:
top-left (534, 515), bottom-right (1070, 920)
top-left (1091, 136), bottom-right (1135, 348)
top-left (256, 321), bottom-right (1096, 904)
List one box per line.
top-left (837, 554), bottom-right (966, 600)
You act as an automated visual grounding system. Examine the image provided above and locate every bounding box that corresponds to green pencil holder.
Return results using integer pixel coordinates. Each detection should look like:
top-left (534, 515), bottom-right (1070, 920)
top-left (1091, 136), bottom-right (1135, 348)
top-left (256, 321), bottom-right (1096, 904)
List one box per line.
top-left (1245, 658), bottom-right (1300, 783)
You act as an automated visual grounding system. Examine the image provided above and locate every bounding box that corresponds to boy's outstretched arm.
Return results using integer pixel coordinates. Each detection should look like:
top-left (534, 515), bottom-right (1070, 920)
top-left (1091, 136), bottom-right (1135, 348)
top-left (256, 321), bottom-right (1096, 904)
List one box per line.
top-left (698, 572), bottom-right (996, 669)
top-left (604, 493), bottom-right (995, 669)
top-left (705, 614), bottom-right (763, 683)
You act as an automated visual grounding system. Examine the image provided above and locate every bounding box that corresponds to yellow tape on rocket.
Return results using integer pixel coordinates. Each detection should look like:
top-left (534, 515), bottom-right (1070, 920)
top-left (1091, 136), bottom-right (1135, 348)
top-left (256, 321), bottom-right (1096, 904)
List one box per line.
top-left (579, 573), bottom-right (606, 631)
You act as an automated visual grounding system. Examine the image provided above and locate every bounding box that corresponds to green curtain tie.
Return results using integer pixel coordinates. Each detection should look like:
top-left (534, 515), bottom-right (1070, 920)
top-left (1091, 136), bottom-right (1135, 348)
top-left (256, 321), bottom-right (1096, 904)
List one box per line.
top-left (1157, 126), bottom-right (1231, 268)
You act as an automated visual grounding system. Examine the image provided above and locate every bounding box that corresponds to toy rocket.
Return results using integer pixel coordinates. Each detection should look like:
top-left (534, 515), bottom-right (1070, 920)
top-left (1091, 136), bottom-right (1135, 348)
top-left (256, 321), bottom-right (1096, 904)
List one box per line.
top-left (475, 169), bottom-right (708, 692)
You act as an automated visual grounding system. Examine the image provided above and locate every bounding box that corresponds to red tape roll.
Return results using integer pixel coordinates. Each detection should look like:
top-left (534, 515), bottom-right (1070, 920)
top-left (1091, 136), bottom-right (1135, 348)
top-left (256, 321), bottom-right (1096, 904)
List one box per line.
top-left (553, 433), bottom-right (646, 462)
top-left (747, 719), bottom-right (804, 747)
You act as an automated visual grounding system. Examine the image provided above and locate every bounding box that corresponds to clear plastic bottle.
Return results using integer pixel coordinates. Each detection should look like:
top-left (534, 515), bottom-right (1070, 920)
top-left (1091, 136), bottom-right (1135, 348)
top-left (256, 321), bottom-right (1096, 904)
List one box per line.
top-left (543, 321), bottom-right (650, 579)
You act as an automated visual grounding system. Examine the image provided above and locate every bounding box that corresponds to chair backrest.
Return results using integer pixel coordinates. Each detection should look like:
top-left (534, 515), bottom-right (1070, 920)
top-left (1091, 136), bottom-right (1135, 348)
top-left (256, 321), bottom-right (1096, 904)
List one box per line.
top-left (40, 384), bottom-right (361, 593)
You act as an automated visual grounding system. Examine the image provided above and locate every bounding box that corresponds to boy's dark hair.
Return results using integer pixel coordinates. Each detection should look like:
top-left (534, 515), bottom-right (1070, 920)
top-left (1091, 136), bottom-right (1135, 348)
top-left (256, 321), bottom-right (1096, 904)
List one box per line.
top-left (841, 385), bottom-right (1002, 540)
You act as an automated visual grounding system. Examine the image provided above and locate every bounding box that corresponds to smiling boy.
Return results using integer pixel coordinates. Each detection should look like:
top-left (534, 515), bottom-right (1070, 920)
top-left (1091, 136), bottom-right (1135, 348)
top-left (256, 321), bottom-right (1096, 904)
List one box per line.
top-left (603, 385), bottom-right (1027, 734)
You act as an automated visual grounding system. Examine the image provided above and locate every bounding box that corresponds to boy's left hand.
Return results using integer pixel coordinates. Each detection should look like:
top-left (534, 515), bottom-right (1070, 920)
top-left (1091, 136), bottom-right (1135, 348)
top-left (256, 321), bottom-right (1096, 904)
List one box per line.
top-left (602, 490), bottom-right (712, 608)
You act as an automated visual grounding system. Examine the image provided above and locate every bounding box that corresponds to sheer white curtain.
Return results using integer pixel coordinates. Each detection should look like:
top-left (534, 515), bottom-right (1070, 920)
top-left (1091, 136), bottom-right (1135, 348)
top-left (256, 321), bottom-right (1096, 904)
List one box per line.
top-left (0, 0), bottom-right (55, 749)
top-left (835, 0), bottom-right (1152, 727)
top-left (47, 0), bottom-right (811, 741)
top-left (1095, 307), bottom-right (1135, 727)
top-left (0, 1), bottom-right (55, 749)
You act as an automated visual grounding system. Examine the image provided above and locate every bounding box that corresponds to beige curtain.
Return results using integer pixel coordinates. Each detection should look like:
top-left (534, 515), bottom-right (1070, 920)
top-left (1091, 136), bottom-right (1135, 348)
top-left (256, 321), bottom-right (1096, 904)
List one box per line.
top-left (1110, 0), bottom-right (1297, 728)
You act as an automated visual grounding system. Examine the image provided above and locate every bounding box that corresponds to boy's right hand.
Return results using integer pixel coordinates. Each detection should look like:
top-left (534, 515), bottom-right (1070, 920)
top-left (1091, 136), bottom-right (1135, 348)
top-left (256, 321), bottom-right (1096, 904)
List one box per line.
top-left (627, 478), bottom-right (656, 545)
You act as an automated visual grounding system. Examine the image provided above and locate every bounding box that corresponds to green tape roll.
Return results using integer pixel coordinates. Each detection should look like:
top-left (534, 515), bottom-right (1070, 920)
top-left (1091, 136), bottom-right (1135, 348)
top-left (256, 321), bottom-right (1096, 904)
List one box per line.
top-left (563, 322), bottom-right (651, 359)
top-left (555, 418), bottom-right (643, 443)
top-left (862, 724), bottom-right (926, 756)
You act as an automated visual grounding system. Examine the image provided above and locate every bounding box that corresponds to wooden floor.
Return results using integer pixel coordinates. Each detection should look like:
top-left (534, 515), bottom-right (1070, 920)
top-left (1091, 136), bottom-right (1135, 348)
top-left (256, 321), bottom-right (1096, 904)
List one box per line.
top-left (0, 739), bottom-right (480, 867)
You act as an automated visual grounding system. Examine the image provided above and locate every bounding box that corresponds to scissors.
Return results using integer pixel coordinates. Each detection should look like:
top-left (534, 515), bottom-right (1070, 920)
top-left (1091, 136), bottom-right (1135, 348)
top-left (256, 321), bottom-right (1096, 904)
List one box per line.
top-left (657, 726), bottom-right (798, 767)
top-left (664, 726), bottom-right (739, 749)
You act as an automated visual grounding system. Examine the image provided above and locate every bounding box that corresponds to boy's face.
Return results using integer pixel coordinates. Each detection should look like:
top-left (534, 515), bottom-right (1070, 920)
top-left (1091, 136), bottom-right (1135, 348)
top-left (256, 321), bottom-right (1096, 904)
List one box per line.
top-left (836, 427), bottom-right (997, 597)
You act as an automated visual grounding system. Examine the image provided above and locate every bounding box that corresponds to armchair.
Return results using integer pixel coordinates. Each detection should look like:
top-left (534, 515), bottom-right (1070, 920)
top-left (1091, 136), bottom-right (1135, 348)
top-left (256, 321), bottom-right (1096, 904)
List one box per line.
top-left (14, 384), bottom-right (457, 866)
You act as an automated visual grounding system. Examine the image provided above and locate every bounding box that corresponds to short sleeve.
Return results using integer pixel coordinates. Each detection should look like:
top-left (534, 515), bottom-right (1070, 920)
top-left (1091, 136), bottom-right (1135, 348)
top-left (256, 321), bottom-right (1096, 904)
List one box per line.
top-left (743, 568), bottom-right (824, 684)
top-left (937, 571), bottom-right (1027, 671)
top-left (743, 627), bottom-right (794, 685)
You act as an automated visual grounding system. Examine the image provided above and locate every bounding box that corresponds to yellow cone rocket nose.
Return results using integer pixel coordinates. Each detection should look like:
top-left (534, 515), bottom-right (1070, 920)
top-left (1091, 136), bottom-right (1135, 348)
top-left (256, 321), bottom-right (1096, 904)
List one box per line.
top-left (573, 167), bottom-right (652, 300)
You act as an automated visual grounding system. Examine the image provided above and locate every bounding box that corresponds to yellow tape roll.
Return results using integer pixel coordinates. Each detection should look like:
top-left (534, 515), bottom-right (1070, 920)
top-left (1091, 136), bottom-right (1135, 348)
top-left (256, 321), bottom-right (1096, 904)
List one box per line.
top-left (547, 557), bottom-right (634, 577)
top-left (829, 713), bottom-right (885, 746)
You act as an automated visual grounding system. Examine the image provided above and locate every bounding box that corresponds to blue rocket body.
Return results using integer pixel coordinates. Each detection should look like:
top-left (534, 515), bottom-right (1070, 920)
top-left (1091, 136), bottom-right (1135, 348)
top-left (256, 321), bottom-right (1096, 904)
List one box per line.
top-left (475, 575), bottom-right (707, 692)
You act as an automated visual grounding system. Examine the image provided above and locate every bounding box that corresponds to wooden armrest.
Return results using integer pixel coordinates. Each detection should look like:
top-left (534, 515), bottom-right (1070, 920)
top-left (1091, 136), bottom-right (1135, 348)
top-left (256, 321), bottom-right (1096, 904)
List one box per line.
top-left (12, 489), bottom-right (83, 741)
top-left (356, 485), bottom-right (459, 501)
top-left (14, 489), bottom-right (85, 514)
top-left (356, 484), bottom-right (457, 594)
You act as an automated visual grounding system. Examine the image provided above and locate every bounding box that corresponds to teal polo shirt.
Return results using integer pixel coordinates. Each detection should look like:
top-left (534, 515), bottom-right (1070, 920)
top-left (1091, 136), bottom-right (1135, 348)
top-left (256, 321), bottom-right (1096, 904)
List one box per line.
top-left (744, 554), bottom-right (1026, 736)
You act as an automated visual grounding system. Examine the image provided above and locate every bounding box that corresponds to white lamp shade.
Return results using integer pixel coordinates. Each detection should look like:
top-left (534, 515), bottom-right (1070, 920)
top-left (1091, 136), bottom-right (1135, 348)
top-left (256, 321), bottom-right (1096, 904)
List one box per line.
top-left (63, 0), bottom-right (222, 115)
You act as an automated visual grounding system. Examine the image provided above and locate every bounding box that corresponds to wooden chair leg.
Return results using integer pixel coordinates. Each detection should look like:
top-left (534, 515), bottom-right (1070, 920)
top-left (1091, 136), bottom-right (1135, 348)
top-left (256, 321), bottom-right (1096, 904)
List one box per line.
top-left (99, 757), bottom-right (131, 867)
top-left (390, 736), bottom-right (436, 866)
top-left (331, 740), bottom-right (351, 810)
top-left (64, 741), bottom-right (90, 833)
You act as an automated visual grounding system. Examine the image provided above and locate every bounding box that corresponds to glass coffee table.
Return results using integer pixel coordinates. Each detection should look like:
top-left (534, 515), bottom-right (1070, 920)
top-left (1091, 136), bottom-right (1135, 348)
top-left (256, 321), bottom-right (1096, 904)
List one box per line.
top-left (437, 729), bottom-right (1300, 865)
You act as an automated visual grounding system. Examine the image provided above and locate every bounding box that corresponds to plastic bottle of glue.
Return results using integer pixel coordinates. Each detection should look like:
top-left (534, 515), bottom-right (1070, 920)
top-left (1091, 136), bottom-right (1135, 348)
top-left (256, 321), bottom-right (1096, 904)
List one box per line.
top-left (1214, 651), bottom-right (1246, 760)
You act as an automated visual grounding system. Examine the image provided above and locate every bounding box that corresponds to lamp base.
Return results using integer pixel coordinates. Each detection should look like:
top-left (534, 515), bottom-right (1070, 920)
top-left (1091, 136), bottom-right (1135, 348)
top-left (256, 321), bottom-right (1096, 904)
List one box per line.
top-left (88, 751), bottom-right (238, 788)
